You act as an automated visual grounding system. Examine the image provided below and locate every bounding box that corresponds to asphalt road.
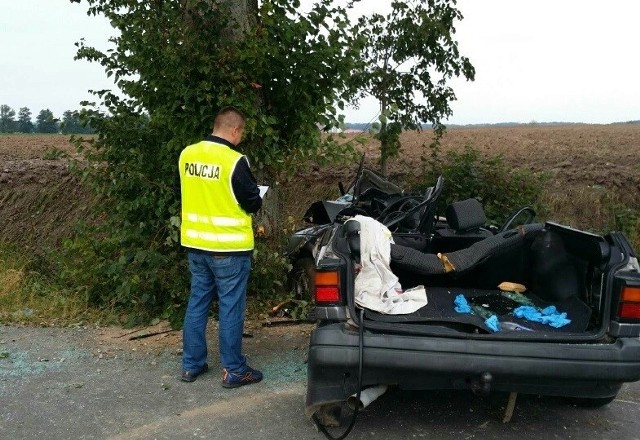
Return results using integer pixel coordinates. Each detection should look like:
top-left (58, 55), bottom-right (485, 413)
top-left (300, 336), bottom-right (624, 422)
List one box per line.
top-left (2, 325), bottom-right (640, 440)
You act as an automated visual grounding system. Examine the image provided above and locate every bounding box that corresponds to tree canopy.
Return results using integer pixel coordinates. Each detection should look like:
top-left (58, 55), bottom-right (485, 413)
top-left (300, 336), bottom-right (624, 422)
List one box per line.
top-left (65, 0), bottom-right (474, 323)
top-left (35, 109), bottom-right (59, 133)
top-left (0, 106), bottom-right (91, 134)
top-left (17, 107), bottom-right (34, 133)
top-left (73, 0), bottom-right (364, 172)
top-left (355, 0), bottom-right (475, 174)
top-left (0, 105), bottom-right (16, 133)
top-left (61, 110), bottom-right (94, 134)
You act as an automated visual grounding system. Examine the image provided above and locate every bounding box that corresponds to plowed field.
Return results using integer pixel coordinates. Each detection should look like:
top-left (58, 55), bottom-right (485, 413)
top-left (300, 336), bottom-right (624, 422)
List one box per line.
top-left (1, 124), bottom-right (639, 249)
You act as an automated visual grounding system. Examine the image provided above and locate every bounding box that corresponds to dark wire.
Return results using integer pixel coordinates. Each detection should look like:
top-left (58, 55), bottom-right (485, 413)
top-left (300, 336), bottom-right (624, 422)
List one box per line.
top-left (312, 308), bottom-right (365, 440)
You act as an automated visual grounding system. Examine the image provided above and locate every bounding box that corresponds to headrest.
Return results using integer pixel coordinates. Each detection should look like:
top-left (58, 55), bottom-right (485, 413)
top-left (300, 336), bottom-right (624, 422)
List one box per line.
top-left (446, 198), bottom-right (487, 232)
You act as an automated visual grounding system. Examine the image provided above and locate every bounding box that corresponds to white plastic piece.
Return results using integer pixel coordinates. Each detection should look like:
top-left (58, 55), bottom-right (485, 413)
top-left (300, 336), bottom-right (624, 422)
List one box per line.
top-left (346, 384), bottom-right (389, 410)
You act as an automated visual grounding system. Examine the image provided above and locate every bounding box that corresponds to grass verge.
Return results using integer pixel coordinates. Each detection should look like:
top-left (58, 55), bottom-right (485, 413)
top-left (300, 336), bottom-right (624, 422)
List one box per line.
top-left (0, 243), bottom-right (116, 326)
top-left (540, 184), bottom-right (640, 250)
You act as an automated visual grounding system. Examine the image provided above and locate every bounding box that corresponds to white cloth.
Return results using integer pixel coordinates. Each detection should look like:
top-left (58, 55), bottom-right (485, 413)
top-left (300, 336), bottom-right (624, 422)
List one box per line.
top-left (348, 215), bottom-right (428, 314)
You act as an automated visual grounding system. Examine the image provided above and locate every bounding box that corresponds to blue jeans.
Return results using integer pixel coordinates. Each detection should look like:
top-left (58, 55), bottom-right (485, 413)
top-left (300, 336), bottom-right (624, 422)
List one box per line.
top-left (182, 252), bottom-right (251, 374)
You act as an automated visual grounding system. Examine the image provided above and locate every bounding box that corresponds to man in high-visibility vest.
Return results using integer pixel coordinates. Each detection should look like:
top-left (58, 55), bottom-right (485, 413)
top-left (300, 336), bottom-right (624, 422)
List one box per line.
top-left (179, 106), bottom-right (263, 388)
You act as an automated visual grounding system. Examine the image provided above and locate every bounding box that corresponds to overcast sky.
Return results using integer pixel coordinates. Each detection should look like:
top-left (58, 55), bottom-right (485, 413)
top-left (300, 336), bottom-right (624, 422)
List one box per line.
top-left (1, 0), bottom-right (639, 125)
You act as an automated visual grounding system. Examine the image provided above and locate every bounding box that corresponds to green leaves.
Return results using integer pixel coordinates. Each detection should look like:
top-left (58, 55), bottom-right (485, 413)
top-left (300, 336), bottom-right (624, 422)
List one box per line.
top-left (67, 0), bottom-right (477, 323)
top-left (416, 145), bottom-right (548, 226)
top-left (354, 0), bottom-right (475, 174)
top-left (68, 0), bottom-right (369, 324)
top-left (235, 0), bottom-right (365, 173)
top-left (0, 105), bottom-right (16, 133)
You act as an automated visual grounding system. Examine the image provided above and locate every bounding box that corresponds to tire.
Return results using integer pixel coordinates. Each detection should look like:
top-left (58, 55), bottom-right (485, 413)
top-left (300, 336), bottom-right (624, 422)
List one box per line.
top-left (565, 395), bottom-right (617, 408)
top-left (288, 256), bottom-right (316, 301)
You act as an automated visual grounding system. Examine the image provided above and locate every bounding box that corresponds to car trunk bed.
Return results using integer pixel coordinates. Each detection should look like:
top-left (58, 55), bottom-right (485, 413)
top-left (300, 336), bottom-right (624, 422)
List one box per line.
top-left (361, 222), bottom-right (610, 336)
top-left (363, 286), bottom-right (592, 334)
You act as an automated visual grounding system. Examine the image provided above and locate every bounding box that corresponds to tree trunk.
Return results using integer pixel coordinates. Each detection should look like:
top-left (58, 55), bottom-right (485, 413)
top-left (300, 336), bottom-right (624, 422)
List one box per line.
top-left (219, 0), bottom-right (280, 236)
top-left (379, 99), bottom-right (388, 177)
top-left (219, 0), bottom-right (258, 39)
top-left (225, 1), bottom-right (281, 237)
top-left (183, 1), bottom-right (279, 236)
top-left (184, 0), bottom-right (257, 39)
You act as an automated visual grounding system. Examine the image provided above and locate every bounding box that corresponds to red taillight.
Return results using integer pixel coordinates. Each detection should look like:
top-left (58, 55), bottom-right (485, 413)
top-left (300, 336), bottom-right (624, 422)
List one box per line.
top-left (618, 286), bottom-right (640, 319)
top-left (315, 270), bottom-right (340, 303)
top-left (619, 303), bottom-right (640, 319)
top-left (316, 286), bottom-right (340, 302)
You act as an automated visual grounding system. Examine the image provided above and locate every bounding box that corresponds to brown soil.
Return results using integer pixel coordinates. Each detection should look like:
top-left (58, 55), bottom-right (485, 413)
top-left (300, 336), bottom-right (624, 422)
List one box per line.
top-left (428, 124), bottom-right (640, 196)
top-left (1, 125), bottom-right (639, 251)
top-left (309, 123), bottom-right (640, 197)
top-left (0, 135), bottom-right (94, 250)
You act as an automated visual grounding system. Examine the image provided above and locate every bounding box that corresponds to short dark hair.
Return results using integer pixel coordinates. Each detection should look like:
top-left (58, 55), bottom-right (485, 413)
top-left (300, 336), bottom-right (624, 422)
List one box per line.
top-left (213, 106), bottom-right (246, 131)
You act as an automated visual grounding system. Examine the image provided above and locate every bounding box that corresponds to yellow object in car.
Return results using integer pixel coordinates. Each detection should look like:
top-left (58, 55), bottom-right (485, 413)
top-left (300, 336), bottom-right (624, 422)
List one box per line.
top-left (498, 281), bottom-right (527, 293)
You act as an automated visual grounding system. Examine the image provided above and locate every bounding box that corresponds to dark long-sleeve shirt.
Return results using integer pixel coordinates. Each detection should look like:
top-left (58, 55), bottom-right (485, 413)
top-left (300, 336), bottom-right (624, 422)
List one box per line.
top-left (203, 135), bottom-right (262, 215)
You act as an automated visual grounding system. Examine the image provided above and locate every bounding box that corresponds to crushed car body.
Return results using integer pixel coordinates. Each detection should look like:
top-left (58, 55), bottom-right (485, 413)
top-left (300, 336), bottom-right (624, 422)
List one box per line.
top-left (301, 172), bottom-right (640, 421)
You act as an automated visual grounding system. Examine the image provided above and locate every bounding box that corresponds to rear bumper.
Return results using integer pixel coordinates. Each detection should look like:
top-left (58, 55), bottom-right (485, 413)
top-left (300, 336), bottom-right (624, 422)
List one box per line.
top-left (306, 323), bottom-right (640, 414)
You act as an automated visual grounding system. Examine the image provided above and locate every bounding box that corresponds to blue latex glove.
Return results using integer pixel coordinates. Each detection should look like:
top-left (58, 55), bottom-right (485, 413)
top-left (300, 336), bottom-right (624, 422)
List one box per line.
top-left (454, 294), bottom-right (472, 314)
top-left (513, 305), bottom-right (571, 328)
top-left (541, 305), bottom-right (559, 315)
top-left (485, 315), bottom-right (501, 332)
top-left (540, 305), bottom-right (570, 328)
top-left (513, 306), bottom-right (537, 320)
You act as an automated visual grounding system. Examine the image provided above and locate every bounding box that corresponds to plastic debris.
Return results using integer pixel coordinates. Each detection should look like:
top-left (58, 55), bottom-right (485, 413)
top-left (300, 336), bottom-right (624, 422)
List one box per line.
top-left (454, 294), bottom-right (472, 314)
top-left (471, 305), bottom-right (492, 320)
top-left (484, 315), bottom-right (501, 332)
top-left (513, 305), bottom-right (571, 328)
top-left (455, 296), bottom-right (501, 332)
top-left (500, 291), bottom-right (534, 306)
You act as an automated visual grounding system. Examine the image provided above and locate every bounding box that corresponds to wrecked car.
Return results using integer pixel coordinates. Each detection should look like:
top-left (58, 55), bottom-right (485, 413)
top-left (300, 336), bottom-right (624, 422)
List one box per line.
top-left (304, 178), bottom-right (640, 423)
top-left (286, 157), bottom-right (436, 301)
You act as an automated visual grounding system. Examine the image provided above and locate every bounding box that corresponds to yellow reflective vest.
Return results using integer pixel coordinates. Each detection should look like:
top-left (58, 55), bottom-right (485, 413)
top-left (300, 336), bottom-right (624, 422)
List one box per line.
top-left (179, 140), bottom-right (254, 252)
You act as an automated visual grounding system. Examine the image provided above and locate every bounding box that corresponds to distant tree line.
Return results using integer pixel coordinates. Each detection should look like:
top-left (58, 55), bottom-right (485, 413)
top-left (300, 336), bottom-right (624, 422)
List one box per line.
top-left (0, 104), bottom-right (94, 134)
top-left (343, 120), bottom-right (640, 131)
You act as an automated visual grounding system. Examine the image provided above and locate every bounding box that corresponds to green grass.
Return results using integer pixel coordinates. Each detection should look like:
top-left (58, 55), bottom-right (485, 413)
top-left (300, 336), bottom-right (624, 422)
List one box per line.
top-left (540, 186), bottom-right (640, 251)
top-left (0, 243), bottom-right (116, 326)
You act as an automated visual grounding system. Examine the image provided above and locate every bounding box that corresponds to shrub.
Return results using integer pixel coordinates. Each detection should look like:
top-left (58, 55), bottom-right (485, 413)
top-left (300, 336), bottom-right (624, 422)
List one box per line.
top-left (42, 147), bottom-right (68, 161)
top-left (606, 197), bottom-right (640, 250)
top-left (414, 144), bottom-right (549, 226)
top-left (247, 237), bottom-right (294, 315)
top-left (60, 220), bottom-right (189, 328)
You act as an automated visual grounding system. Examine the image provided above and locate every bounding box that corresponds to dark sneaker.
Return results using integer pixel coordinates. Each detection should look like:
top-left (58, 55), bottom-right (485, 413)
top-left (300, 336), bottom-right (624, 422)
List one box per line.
top-left (180, 363), bottom-right (209, 382)
top-left (222, 366), bottom-right (263, 388)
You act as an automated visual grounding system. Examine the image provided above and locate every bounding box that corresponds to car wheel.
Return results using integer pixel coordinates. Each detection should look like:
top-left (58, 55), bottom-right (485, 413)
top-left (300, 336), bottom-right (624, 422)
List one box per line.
top-left (565, 395), bottom-right (616, 408)
top-left (288, 256), bottom-right (315, 301)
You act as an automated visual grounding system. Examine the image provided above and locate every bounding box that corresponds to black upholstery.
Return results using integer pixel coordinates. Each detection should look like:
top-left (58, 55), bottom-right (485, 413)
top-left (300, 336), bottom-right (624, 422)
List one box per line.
top-left (390, 223), bottom-right (544, 275)
top-left (446, 198), bottom-right (487, 232)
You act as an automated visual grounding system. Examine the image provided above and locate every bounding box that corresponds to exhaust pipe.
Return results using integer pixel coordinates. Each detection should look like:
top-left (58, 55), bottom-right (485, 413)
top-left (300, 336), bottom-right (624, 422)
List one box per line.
top-left (347, 385), bottom-right (389, 410)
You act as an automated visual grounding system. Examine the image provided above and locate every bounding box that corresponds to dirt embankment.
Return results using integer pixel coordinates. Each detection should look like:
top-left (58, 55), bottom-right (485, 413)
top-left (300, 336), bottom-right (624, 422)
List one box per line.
top-left (2, 124), bottom-right (640, 252)
top-left (0, 135), bottom-right (94, 250)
